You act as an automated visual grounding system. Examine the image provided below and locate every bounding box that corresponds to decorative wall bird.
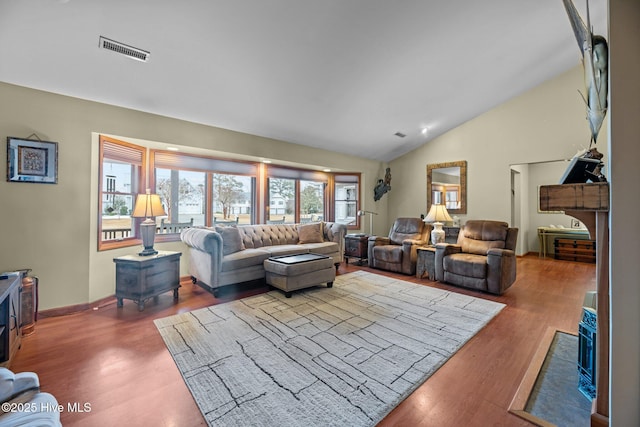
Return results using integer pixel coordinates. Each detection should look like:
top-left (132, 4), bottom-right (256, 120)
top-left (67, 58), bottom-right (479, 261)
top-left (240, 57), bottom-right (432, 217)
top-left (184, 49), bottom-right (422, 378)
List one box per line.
top-left (562, 0), bottom-right (608, 147)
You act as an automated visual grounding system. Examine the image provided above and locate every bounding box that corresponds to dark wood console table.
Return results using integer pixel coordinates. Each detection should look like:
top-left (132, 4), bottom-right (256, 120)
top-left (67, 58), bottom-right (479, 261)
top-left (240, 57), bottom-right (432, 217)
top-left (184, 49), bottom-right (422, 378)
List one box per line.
top-left (540, 182), bottom-right (609, 427)
top-left (113, 251), bottom-right (182, 311)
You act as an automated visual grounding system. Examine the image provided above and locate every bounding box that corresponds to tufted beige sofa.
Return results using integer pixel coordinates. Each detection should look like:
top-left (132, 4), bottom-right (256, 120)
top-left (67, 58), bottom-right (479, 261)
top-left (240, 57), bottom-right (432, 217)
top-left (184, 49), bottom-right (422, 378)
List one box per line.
top-left (181, 222), bottom-right (346, 296)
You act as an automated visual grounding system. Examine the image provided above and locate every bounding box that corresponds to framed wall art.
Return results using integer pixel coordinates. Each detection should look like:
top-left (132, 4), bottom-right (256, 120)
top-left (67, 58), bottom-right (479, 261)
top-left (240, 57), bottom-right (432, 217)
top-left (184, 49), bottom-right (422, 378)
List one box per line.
top-left (7, 136), bottom-right (58, 184)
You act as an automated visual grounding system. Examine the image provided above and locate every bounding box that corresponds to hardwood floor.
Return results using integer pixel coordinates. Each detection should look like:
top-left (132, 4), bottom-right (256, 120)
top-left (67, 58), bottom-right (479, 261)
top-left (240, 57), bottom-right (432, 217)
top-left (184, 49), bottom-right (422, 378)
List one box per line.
top-left (9, 254), bottom-right (595, 426)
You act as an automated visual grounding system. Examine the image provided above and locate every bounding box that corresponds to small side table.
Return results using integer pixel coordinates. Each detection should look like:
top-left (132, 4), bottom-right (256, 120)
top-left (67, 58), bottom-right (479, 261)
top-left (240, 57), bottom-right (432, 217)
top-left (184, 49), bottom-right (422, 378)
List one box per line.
top-left (344, 234), bottom-right (369, 265)
top-left (416, 246), bottom-right (436, 280)
top-left (113, 250), bottom-right (182, 311)
top-left (443, 226), bottom-right (460, 243)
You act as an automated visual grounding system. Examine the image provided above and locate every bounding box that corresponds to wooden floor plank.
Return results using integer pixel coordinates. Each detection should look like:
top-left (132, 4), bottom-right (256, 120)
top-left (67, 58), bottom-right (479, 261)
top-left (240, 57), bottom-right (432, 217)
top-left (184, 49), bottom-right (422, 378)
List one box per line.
top-left (9, 254), bottom-right (595, 426)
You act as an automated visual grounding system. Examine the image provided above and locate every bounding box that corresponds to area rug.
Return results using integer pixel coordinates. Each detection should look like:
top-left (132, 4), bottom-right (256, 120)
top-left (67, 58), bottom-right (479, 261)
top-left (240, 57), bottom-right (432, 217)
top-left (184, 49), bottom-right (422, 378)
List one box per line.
top-left (154, 271), bottom-right (505, 426)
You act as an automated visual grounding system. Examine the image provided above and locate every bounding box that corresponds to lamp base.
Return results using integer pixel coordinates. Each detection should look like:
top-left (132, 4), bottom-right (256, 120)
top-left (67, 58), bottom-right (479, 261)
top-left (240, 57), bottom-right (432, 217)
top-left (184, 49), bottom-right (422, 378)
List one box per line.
top-left (139, 220), bottom-right (158, 257)
top-left (138, 248), bottom-right (158, 257)
top-left (431, 222), bottom-right (446, 245)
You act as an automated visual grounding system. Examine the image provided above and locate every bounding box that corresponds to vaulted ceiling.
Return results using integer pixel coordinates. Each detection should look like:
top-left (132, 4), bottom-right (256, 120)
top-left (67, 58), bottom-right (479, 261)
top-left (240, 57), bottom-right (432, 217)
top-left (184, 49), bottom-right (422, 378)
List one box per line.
top-left (0, 0), bottom-right (607, 162)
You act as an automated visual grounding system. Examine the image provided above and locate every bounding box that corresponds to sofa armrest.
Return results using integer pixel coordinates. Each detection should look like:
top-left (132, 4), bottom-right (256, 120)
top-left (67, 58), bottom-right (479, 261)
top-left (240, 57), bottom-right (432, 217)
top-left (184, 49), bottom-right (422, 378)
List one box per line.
top-left (402, 238), bottom-right (427, 247)
top-left (487, 249), bottom-right (517, 294)
top-left (180, 227), bottom-right (224, 287)
top-left (434, 243), bottom-right (461, 281)
top-left (367, 236), bottom-right (390, 266)
top-left (325, 222), bottom-right (347, 259)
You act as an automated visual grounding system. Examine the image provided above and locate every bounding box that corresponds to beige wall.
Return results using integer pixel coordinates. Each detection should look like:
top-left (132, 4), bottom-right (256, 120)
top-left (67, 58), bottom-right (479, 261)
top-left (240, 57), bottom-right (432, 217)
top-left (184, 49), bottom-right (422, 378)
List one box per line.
top-left (388, 65), bottom-right (609, 232)
top-left (609, 0), bottom-right (640, 423)
top-left (0, 82), bottom-right (384, 309)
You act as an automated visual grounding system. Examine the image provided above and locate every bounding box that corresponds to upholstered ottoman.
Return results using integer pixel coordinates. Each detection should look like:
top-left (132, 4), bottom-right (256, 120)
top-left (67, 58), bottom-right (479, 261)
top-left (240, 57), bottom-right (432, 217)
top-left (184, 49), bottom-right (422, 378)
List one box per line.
top-left (264, 253), bottom-right (335, 298)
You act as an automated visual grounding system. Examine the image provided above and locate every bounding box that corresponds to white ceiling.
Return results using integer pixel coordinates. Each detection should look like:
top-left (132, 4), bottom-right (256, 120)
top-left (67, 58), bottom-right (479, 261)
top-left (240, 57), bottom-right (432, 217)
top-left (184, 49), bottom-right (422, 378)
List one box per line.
top-left (0, 0), bottom-right (607, 162)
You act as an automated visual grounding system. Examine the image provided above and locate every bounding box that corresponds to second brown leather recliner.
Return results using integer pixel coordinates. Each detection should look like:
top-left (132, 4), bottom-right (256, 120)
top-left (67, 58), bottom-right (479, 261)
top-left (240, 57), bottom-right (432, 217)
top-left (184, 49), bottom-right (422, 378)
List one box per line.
top-left (367, 218), bottom-right (432, 275)
top-left (434, 220), bottom-right (518, 294)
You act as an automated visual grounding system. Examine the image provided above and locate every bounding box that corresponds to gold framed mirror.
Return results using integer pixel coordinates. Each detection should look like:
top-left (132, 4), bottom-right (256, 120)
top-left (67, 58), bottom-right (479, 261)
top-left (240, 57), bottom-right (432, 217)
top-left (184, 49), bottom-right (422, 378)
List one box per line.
top-left (427, 160), bottom-right (467, 215)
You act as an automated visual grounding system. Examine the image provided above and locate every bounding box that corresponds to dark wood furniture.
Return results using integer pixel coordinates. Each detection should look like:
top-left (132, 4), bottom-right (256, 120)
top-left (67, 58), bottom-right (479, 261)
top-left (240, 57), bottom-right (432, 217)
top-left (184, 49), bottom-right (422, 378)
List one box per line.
top-left (0, 273), bottom-right (22, 367)
top-left (113, 251), bottom-right (182, 311)
top-left (443, 226), bottom-right (460, 243)
top-left (416, 246), bottom-right (436, 280)
top-left (554, 238), bottom-right (596, 263)
top-left (344, 234), bottom-right (368, 265)
top-left (539, 182), bottom-right (609, 427)
top-left (537, 226), bottom-right (591, 258)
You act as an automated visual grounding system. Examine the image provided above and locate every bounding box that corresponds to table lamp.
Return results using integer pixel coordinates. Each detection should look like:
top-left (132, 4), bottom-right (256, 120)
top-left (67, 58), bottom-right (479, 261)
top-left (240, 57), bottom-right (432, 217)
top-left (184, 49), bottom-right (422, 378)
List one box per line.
top-left (424, 204), bottom-right (453, 244)
top-left (132, 189), bottom-right (166, 256)
top-left (357, 210), bottom-right (377, 235)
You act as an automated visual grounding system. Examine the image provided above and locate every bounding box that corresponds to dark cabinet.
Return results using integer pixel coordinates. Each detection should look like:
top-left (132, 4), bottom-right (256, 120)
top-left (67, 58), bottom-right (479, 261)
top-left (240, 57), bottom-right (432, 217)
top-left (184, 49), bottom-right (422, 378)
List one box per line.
top-left (344, 234), bottom-right (368, 264)
top-left (0, 273), bottom-right (22, 367)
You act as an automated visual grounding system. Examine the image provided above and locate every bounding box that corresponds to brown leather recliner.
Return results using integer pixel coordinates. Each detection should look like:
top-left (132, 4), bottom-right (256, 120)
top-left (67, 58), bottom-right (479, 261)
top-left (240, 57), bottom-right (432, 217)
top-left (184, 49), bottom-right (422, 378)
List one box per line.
top-left (434, 220), bottom-right (518, 295)
top-left (367, 218), bottom-right (432, 275)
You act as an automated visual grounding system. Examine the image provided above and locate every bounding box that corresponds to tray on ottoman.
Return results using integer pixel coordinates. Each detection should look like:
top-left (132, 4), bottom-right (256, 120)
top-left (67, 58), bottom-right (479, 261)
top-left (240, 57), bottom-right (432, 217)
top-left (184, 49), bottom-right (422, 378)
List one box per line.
top-left (264, 253), bottom-right (335, 298)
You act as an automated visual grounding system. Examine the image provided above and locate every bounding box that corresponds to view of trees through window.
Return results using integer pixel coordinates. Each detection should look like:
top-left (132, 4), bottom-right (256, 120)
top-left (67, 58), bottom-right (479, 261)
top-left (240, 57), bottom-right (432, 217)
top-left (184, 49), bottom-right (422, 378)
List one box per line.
top-left (212, 173), bottom-right (253, 224)
top-left (268, 178), bottom-right (295, 223)
top-left (155, 170), bottom-right (254, 227)
top-left (268, 178), bottom-right (325, 224)
top-left (300, 180), bottom-right (324, 222)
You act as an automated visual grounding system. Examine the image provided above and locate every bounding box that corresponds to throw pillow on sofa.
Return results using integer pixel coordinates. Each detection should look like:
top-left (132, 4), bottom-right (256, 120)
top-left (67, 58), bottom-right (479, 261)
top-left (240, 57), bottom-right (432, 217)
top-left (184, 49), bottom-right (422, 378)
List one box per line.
top-left (298, 222), bottom-right (324, 244)
top-left (215, 226), bottom-right (246, 255)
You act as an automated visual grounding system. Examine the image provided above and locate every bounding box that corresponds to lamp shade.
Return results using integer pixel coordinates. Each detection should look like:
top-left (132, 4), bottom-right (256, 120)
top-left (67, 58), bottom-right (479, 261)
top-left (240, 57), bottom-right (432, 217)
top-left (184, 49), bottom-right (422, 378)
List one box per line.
top-left (424, 204), bottom-right (453, 223)
top-left (131, 190), bottom-right (166, 256)
top-left (132, 190), bottom-right (166, 218)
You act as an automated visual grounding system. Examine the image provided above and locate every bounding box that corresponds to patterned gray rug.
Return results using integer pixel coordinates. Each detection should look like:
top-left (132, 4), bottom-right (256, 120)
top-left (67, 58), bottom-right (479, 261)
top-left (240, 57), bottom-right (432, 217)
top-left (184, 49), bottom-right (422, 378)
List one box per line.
top-left (154, 271), bottom-right (505, 426)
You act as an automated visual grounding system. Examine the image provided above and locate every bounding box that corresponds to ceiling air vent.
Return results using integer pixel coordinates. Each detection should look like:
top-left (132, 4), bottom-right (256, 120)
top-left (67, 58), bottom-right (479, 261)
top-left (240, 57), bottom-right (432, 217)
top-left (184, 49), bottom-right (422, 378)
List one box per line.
top-left (394, 132), bottom-right (406, 138)
top-left (99, 36), bottom-right (150, 62)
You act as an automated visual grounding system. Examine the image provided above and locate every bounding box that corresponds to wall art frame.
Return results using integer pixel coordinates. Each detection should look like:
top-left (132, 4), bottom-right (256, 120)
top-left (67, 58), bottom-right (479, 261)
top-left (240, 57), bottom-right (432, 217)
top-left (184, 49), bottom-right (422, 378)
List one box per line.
top-left (7, 136), bottom-right (58, 184)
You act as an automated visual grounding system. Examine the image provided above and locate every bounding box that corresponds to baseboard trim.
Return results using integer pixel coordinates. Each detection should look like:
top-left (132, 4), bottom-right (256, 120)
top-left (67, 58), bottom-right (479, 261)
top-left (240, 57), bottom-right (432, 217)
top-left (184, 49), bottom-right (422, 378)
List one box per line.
top-left (508, 326), bottom-right (576, 427)
top-left (39, 275), bottom-right (193, 318)
top-left (39, 295), bottom-right (117, 318)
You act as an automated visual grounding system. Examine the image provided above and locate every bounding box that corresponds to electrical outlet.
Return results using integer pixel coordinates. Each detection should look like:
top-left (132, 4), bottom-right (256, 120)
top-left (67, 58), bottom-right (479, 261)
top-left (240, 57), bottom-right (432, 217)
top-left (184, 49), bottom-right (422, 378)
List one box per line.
top-left (571, 219), bottom-right (581, 228)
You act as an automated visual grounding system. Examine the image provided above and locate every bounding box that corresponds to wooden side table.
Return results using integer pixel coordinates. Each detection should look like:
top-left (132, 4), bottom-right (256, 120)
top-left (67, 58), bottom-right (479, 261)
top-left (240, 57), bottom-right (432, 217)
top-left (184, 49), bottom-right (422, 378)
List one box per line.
top-left (416, 246), bottom-right (436, 280)
top-left (443, 226), bottom-right (460, 243)
top-left (113, 251), bottom-right (182, 311)
top-left (344, 234), bottom-right (369, 265)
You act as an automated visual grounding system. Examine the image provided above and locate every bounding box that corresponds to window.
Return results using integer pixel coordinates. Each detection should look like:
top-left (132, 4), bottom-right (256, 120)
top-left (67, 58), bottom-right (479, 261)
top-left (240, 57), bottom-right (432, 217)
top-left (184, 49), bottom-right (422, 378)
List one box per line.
top-left (98, 138), bottom-right (362, 249)
top-left (334, 173), bottom-right (360, 229)
top-left (152, 150), bottom-right (257, 231)
top-left (212, 173), bottom-right (253, 224)
top-left (266, 167), bottom-right (329, 224)
top-left (300, 180), bottom-right (324, 222)
top-left (268, 178), bottom-right (295, 223)
top-left (155, 169), bottom-right (206, 229)
top-left (98, 136), bottom-right (146, 250)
